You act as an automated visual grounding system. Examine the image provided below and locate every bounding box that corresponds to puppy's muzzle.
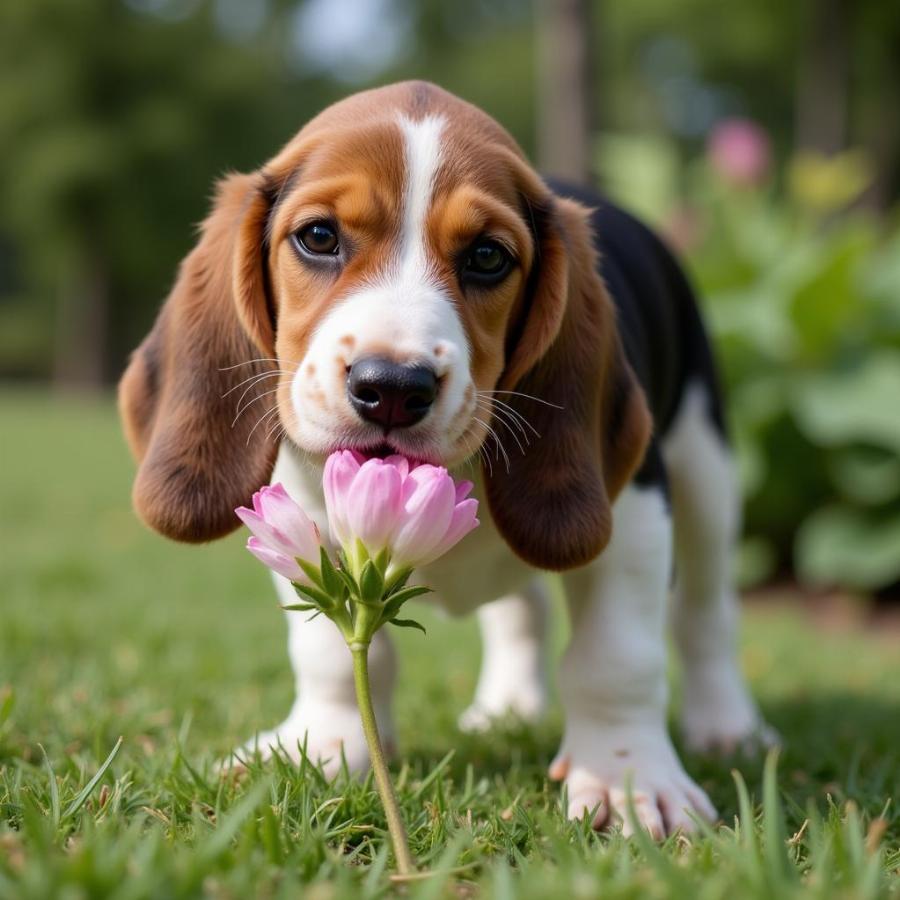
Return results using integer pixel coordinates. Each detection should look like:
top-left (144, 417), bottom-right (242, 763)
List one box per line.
top-left (346, 356), bottom-right (438, 429)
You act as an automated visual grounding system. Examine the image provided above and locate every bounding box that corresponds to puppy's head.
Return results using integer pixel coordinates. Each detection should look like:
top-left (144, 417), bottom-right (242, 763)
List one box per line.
top-left (120, 81), bottom-right (650, 569)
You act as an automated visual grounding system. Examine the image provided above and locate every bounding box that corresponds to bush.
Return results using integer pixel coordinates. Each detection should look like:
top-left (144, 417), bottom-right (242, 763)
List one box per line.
top-left (694, 159), bottom-right (900, 592)
top-left (600, 134), bottom-right (900, 593)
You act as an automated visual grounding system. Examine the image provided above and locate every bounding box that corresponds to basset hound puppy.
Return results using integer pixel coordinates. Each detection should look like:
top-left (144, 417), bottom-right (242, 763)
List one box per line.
top-left (119, 81), bottom-right (775, 837)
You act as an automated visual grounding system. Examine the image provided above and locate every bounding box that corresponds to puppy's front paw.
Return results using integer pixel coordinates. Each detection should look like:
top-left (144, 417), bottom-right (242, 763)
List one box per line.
top-left (458, 687), bottom-right (548, 733)
top-left (681, 664), bottom-right (780, 755)
top-left (550, 724), bottom-right (716, 838)
top-left (227, 702), bottom-right (393, 778)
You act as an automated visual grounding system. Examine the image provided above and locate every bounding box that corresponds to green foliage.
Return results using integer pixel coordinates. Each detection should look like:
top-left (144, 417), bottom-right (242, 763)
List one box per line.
top-left (691, 183), bottom-right (900, 591)
top-left (600, 133), bottom-right (900, 592)
top-left (1, 390), bottom-right (899, 896)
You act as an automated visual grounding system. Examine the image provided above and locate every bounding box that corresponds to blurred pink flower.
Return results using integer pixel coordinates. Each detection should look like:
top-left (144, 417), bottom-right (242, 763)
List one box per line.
top-left (235, 483), bottom-right (320, 581)
top-left (707, 118), bottom-right (771, 186)
top-left (323, 450), bottom-right (479, 567)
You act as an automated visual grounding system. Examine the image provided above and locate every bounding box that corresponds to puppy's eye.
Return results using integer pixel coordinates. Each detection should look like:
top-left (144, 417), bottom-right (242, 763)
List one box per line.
top-left (295, 222), bottom-right (339, 255)
top-left (463, 240), bottom-right (512, 284)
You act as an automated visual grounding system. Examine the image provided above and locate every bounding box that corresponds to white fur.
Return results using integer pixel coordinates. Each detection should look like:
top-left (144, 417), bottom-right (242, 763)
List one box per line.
top-left (457, 581), bottom-right (551, 731)
top-left (662, 383), bottom-right (777, 752)
top-left (553, 485), bottom-right (716, 837)
top-left (288, 114), bottom-right (475, 464)
top-left (397, 114), bottom-right (444, 276)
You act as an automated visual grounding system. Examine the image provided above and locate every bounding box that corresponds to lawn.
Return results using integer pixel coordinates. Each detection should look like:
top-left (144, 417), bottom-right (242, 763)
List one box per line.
top-left (1, 387), bottom-right (898, 899)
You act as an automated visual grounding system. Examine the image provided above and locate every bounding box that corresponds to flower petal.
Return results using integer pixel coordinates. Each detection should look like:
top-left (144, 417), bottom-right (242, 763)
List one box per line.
top-left (345, 459), bottom-right (404, 554)
top-left (323, 450), bottom-right (362, 548)
top-left (257, 484), bottom-right (320, 560)
top-left (383, 454), bottom-right (410, 479)
top-left (417, 498), bottom-right (479, 566)
top-left (236, 483), bottom-right (320, 567)
top-left (246, 537), bottom-right (305, 582)
top-left (235, 506), bottom-right (297, 558)
top-left (391, 465), bottom-right (456, 567)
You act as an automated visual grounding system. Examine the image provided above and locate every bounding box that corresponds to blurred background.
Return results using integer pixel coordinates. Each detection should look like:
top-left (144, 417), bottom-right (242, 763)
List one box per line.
top-left (1, 0), bottom-right (899, 599)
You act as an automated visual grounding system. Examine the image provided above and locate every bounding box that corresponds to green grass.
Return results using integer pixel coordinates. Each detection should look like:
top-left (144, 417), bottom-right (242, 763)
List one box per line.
top-left (0, 387), bottom-right (898, 899)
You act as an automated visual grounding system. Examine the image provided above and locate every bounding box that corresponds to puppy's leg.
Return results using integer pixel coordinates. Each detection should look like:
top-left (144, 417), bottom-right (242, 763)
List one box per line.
top-left (237, 572), bottom-right (396, 777)
top-left (663, 384), bottom-right (777, 753)
top-left (553, 484), bottom-right (716, 837)
top-left (458, 580), bottom-right (551, 731)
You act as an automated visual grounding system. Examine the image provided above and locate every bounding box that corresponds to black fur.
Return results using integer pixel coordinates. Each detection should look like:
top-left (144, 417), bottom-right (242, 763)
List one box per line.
top-left (547, 180), bottom-right (727, 491)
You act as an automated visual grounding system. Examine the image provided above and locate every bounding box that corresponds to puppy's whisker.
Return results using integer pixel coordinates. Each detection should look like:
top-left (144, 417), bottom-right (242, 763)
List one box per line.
top-left (477, 396), bottom-right (531, 442)
top-left (222, 370), bottom-right (285, 399)
top-left (219, 359), bottom-right (285, 370)
top-left (459, 446), bottom-right (477, 477)
top-left (476, 392), bottom-right (541, 438)
top-left (475, 439), bottom-right (492, 478)
top-left (475, 399), bottom-right (527, 456)
top-left (472, 415), bottom-right (510, 474)
top-left (229, 376), bottom-right (284, 418)
top-left (478, 443), bottom-right (492, 477)
top-left (232, 386), bottom-right (283, 428)
top-left (246, 405), bottom-right (281, 446)
top-left (266, 419), bottom-right (288, 444)
top-left (475, 396), bottom-right (525, 436)
top-left (460, 423), bottom-right (492, 478)
top-left (480, 389), bottom-right (564, 410)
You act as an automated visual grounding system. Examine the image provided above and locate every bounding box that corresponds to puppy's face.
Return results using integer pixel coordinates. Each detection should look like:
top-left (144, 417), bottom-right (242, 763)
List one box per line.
top-left (264, 97), bottom-right (534, 467)
top-left (120, 81), bottom-right (650, 569)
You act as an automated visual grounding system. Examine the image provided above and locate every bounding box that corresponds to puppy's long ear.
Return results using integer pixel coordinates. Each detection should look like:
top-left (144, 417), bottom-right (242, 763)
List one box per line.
top-left (485, 191), bottom-right (652, 571)
top-left (118, 172), bottom-right (280, 542)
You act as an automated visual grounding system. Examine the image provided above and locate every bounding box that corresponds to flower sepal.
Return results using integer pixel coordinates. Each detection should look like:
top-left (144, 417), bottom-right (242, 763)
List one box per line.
top-left (290, 581), bottom-right (337, 611)
top-left (359, 559), bottom-right (385, 606)
top-left (383, 565), bottom-right (413, 596)
top-left (272, 546), bottom-right (428, 644)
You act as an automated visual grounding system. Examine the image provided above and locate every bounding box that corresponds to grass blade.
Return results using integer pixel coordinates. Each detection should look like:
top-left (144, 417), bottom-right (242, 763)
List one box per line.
top-left (197, 778), bottom-right (271, 863)
top-left (761, 748), bottom-right (790, 888)
top-left (39, 744), bottom-right (60, 829)
top-left (412, 750), bottom-right (456, 801)
top-left (62, 736), bottom-right (124, 822)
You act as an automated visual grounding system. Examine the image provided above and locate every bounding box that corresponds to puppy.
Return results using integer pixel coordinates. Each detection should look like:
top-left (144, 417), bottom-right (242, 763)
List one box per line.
top-left (119, 81), bottom-right (774, 837)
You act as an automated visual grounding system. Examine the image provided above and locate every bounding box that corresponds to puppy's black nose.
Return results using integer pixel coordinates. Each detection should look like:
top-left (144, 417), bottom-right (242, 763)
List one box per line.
top-left (347, 356), bottom-right (438, 429)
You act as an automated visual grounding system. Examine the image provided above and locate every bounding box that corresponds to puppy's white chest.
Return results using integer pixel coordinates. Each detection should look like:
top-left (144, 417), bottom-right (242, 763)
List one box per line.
top-left (417, 492), bottom-right (534, 615)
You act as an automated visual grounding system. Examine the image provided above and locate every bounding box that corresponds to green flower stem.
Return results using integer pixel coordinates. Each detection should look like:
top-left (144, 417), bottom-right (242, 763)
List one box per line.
top-left (350, 643), bottom-right (416, 876)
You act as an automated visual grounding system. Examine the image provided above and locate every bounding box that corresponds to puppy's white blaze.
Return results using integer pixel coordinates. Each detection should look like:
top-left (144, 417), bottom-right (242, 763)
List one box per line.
top-left (395, 114), bottom-right (445, 281)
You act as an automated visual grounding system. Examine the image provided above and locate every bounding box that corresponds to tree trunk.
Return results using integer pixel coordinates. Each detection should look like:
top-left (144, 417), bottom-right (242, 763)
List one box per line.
top-left (795, 0), bottom-right (850, 155)
top-left (535, 0), bottom-right (595, 183)
top-left (859, 28), bottom-right (900, 212)
top-left (53, 246), bottom-right (108, 390)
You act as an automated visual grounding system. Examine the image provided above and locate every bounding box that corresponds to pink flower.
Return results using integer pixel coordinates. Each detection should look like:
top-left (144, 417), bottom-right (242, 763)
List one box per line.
top-left (707, 118), bottom-right (771, 187)
top-left (235, 483), bottom-right (320, 582)
top-left (323, 451), bottom-right (479, 567)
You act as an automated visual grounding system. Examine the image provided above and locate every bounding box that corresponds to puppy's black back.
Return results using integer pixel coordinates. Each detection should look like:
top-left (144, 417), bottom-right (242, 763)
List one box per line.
top-left (549, 181), bottom-right (726, 445)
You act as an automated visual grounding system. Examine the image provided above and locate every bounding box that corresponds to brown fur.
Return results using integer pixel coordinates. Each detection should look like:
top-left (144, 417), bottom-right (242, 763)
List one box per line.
top-left (484, 194), bottom-right (652, 571)
top-left (119, 81), bottom-right (651, 567)
top-left (118, 173), bottom-right (279, 541)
